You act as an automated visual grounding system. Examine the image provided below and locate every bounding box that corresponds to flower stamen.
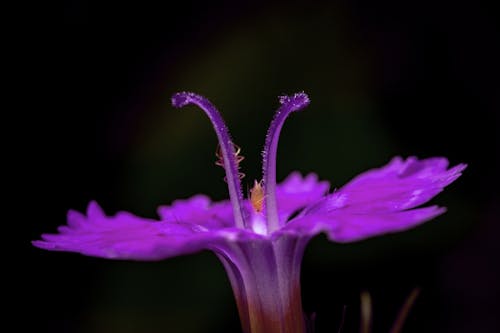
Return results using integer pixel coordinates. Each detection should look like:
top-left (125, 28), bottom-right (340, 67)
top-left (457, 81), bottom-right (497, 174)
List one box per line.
top-left (250, 180), bottom-right (265, 213)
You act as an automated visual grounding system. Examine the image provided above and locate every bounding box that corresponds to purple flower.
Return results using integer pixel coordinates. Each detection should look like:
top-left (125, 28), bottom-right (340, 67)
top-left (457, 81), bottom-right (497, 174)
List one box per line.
top-left (33, 92), bottom-right (466, 333)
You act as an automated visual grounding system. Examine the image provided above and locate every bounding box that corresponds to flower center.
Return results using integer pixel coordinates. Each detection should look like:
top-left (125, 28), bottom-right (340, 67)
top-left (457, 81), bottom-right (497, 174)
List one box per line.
top-left (172, 92), bottom-right (310, 234)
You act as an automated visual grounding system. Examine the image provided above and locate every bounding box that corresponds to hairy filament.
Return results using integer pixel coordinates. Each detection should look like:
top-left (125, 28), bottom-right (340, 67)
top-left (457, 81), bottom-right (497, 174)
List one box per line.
top-left (262, 92), bottom-right (310, 232)
top-left (172, 92), bottom-right (247, 228)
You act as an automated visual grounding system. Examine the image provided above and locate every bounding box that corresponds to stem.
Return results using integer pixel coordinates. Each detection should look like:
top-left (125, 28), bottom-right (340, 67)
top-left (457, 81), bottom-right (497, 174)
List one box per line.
top-left (172, 92), bottom-right (247, 228)
top-left (360, 291), bottom-right (372, 333)
top-left (389, 288), bottom-right (421, 333)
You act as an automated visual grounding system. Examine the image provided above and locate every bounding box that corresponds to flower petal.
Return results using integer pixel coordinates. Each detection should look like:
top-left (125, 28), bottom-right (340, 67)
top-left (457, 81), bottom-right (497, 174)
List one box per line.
top-left (275, 172), bottom-right (329, 221)
top-left (280, 205), bottom-right (446, 242)
top-left (32, 201), bottom-right (230, 261)
top-left (278, 157), bottom-right (465, 242)
top-left (325, 157), bottom-right (466, 213)
top-left (157, 195), bottom-right (234, 229)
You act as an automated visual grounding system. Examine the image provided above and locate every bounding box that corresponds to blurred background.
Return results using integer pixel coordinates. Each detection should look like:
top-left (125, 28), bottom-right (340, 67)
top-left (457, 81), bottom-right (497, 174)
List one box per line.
top-left (22, 0), bottom-right (498, 332)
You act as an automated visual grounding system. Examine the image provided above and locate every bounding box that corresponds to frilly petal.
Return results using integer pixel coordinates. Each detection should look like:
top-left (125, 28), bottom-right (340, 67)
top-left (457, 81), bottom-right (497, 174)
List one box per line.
top-left (275, 172), bottom-right (329, 221)
top-left (321, 157), bottom-right (466, 213)
top-left (32, 201), bottom-right (261, 261)
top-left (280, 205), bottom-right (446, 242)
top-left (157, 195), bottom-right (234, 229)
top-left (278, 157), bottom-right (465, 242)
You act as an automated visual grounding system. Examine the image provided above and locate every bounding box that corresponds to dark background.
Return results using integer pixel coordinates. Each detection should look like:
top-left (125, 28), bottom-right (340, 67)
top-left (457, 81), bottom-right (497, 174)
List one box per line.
top-left (20, 0), bottom-right (498, 332)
